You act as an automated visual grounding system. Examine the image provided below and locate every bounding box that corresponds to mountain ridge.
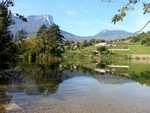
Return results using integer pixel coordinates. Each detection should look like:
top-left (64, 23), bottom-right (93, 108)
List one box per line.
top-left (10, 14), bottom-right (132, 42)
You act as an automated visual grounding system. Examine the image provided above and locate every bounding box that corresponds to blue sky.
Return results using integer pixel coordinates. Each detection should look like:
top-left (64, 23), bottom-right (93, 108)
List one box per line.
top-left (11, 0), bottom-right (150, 36)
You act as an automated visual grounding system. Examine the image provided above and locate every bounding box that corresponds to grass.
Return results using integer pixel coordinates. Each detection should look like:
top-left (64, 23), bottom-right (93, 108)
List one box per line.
top-left (62, 46), bottom-right (101, 70)
top-left (81, 42), bottom-right (150, 55)
top-left (111, 43), bottom-right (150, 54)
top-left (110, 59), bottom-right (150, 75)
top-left (63, 41), bottom-right (150, 63)
top-left (63, 47), bottom-right (96, 58)
top-left (108, 42), bottom-right (128, 49)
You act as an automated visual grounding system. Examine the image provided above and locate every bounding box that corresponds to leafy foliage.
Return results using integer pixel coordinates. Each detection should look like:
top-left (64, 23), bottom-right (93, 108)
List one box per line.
top-left (18, 24), bottom-right (66, 59)
top-left (36, 24), bottom-right (65, 55)
top-left (131, 31), bottom-right (150, 46)
top-left (97, 46), bottom-right (107, 52)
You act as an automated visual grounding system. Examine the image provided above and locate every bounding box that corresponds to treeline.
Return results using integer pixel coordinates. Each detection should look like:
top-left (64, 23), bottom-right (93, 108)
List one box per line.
top-left (65, 39), bottom-right (102, 50)
top-left (16, 24), bottom-right (65, 59)
top-left (131, 31), bottom-right (150, 46)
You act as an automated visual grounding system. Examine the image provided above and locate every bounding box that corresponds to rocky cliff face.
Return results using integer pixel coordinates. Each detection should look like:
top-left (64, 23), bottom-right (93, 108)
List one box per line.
top-left (10, 15), bottom-right (54, 36)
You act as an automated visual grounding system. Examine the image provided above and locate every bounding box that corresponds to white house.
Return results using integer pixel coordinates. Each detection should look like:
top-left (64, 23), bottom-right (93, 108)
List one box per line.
top-left (94, 42), bottom-right (107, 46)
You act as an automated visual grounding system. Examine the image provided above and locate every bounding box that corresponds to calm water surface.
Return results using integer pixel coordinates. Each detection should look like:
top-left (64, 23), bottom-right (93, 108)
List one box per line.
top-left (1, 61), bottom-right (150, 113)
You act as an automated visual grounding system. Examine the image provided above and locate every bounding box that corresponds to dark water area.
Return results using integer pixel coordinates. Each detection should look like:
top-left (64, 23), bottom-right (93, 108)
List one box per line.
top-left (0, 59), bottom-right (150, 113)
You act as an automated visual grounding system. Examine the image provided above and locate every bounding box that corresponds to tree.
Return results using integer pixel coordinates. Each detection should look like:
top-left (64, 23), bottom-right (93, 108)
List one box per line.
top-left (36, 24), bottom-right (65, 55)
top-left (37, 24), bottom-right (47, 38)
top-left (0, 0), bottom-right (27, 60)
top-left (37, 24), bottom-right (48, 53)
top-left (130, 31), bottom-right (150, 46)
top-left (82, 40), bottom-right (88, 48)
top-left (97, 46), bottom-right (106, 52)
top-left (48, 24), bottom-right (65, 55)
top-left (0, 0), bottom-right (14, 58)
top-left (15, 29), bottom-right (28, 54)
top-left (15, 29), bottom-right (28, 41)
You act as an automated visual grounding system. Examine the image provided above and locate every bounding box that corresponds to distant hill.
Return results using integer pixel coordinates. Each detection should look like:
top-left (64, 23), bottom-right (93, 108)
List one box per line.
top-left (61, 30), bottom-right (92, 42)
top-left (10, 15), bottom-right (132, 42)
top-left (93, 30), bottom-right (132, 40)
top-left (61, 30), bottom-right (132, 42)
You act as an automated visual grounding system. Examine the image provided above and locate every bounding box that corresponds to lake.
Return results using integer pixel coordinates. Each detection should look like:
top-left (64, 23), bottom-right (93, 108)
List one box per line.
top-left (0, 59), bottom-right (150, 113)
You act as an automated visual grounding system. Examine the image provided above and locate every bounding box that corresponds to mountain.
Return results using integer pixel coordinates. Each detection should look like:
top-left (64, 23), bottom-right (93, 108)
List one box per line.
top-left (93, 30), bottom-right (132, 40)
top-left (10, 15), bottom-right (54, 36)
top-left (10, 15), bottom-right (132, 42)
top-left (61, 30), bottom-right (92, 42)
top-left (60, 30), bottom-right (131, 42)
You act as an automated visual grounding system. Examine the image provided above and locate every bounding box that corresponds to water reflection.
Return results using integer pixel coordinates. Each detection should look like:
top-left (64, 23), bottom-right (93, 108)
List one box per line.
top-left (93, 59), bottom-right (150, 87)
top-left (6, 62), bottom-right (72, 95)
top-left (0, 61), bottom-right (70, 112)
top-left (93, 74), bottom-right (133, 85)
top-left (131, 71), bottom-right (150, 86)
top-left (0, 59), bottom-right (150, 113)
top-left (0, 86), bottom-right (11, 113)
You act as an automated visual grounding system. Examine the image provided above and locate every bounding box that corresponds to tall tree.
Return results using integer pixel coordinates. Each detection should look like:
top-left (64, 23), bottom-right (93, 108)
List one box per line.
top-left (36, 24), bottom-right (47, 53)
top-left (37, 24), bottom-right (47, 38)
top-left (0, 0), bottom-right (27, 60)
top-left (15, 29), bottom-right (28, 54)
top-left (48, 24), bottom-right (65, 55)
top-left (36, 24), bottom-right (65, 55)
top-left (0, 0), bottom-right (14, 58)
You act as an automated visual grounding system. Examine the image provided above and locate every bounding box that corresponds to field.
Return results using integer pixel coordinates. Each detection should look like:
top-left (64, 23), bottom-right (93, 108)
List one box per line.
top-left (63, 41), bottom-right (150, 61)
top-left (112, 43), bottom-right (150, 54)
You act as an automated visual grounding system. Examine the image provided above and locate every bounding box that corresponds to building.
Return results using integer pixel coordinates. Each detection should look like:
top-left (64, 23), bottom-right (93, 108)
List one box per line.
top-left (94, 42), bottom-right (107, 46)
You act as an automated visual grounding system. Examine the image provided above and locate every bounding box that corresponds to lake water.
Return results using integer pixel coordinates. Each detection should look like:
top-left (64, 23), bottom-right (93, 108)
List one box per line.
top-left (0, 60), bottom-right (150, 113)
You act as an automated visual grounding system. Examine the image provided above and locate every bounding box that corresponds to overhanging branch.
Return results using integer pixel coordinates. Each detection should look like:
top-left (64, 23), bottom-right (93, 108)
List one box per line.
top-left (128, 20), bottom-right (150, 38)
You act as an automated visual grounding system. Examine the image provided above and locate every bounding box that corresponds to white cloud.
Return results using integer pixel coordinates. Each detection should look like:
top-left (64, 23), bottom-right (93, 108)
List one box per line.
top-left (67, 11), bottom-right (75, 15)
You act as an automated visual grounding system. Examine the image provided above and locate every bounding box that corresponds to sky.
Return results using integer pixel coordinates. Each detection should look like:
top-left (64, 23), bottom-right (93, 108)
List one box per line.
top-left (11, 0), bottom-right (150, 36)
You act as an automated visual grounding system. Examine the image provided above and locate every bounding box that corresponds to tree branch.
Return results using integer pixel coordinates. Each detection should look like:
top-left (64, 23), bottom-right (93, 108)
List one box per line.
top-left (128, 20), bottom-right (150, 38)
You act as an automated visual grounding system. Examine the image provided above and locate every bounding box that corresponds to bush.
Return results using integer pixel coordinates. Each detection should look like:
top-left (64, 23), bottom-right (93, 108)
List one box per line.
top-left (97, 46), bottom-right (106, 52)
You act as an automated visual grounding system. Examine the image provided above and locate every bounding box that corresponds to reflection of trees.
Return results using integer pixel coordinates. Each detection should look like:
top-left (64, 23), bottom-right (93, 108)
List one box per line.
top-left (131, 71), bottom-right (150, 86)
top-left (96, 63), bottom-right (106, 69)
top-left (15, 61), bottom-right (70, 95)
top-left (0, 86), bottom-right (11, 113)
top-left (95, 59), bottom-right (112, 69)
top-left (0, 69), bottom-right (25, 112)
top-left (0, 62), bottom-right (21, 113)
top-left (62, 63), bottom-right (97, 75)
top-left (0, 70), bottom-right (25, 84)
top-left (0, 61), bottom-right (71, 111)
top-left (34, 63), bottom-right (69, 95)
